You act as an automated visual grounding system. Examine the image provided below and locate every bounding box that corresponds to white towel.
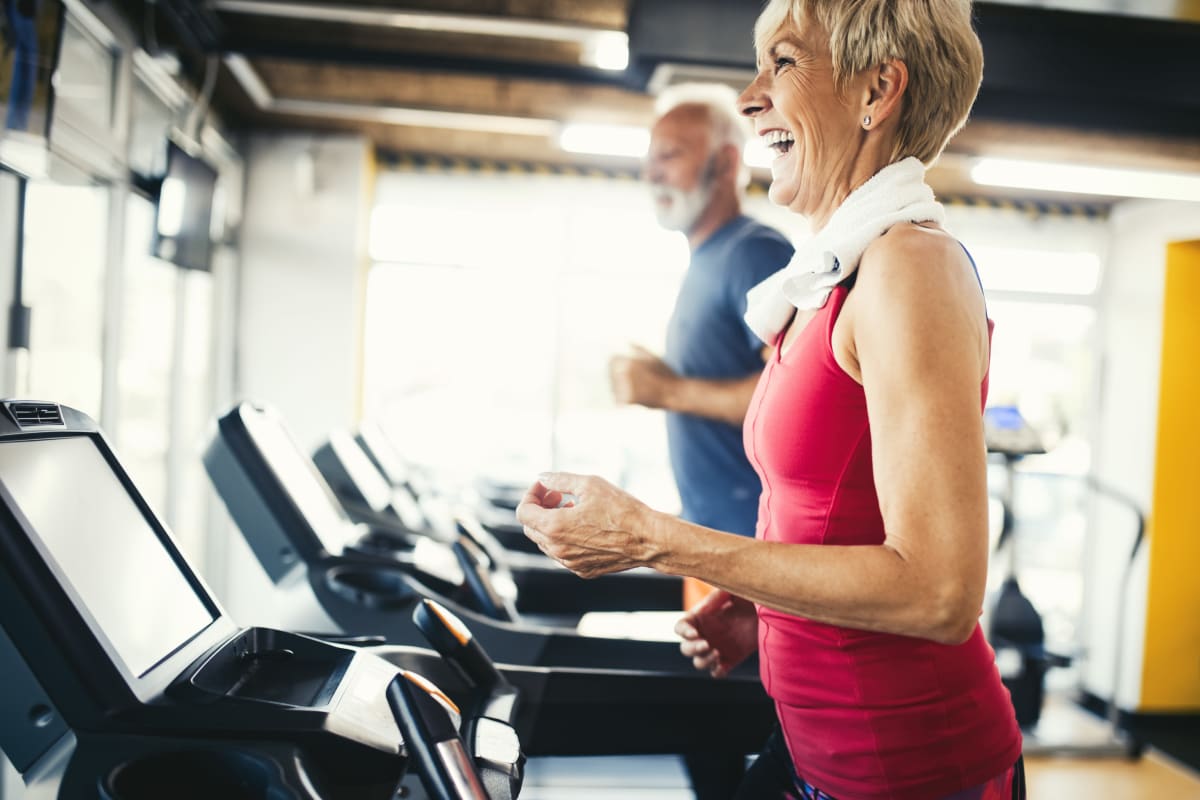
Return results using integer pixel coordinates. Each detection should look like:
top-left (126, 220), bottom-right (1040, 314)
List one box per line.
top-left (744, 157), bottom-right (945, 344)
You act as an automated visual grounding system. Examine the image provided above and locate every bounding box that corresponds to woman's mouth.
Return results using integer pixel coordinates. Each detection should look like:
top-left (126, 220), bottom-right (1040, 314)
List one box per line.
top-left (761, 129), bottom-right (796, 159)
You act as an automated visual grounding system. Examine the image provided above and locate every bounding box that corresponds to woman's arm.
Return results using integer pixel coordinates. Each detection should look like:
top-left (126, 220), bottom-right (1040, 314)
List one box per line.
top-left (519, 227), bottom-right (991, 645)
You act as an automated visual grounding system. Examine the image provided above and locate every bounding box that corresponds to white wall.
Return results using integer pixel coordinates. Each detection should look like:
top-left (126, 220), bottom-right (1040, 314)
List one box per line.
top-left (236, 133), bottom-right (372, 448)
top-left (221, 133), bottom-right (372, 618)
top-left (1081, 198), bottom-right (1200, 709)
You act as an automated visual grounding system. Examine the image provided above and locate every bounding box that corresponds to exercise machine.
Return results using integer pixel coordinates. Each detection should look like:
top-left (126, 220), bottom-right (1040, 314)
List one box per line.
top-left (0, 399), bottom-right (777, 797)
top-left (0, 399), bottom-right (510, 798)
top-left (204, 402), bottom-right (756, 675)
top-left (984, 405), bottom-right (1142, 757)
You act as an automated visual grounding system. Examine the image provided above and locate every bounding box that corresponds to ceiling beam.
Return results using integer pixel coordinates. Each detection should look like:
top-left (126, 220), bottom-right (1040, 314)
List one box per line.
top-left (220, 40), bottom-right (633, 87)
top-left (211, 0), bottom-right (623, 40)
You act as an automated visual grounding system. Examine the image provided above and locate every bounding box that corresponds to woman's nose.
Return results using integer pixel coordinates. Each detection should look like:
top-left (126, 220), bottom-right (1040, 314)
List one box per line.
top-left (738, 74), bottom-right (770, 118)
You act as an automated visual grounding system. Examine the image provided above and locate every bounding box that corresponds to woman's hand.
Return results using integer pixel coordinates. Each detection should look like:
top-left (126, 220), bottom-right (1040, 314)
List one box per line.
top-left (675, 590), bottom-right (758, 678)
top-left (515, 473), bottom-right (660, 579)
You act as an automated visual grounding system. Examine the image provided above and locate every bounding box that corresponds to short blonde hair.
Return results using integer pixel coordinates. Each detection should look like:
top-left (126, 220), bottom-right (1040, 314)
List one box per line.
top-left (754, 0), bottom-right (983, 165)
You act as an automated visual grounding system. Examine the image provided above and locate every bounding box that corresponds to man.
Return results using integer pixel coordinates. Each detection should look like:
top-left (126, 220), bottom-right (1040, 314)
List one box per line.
top-left (610, 85), bottom-right (793, 800)
top-left (612, 84), bottom-right (793, 550)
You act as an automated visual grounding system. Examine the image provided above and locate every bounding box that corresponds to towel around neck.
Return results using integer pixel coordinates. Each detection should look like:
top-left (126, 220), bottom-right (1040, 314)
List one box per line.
top-left (744, 157), bottom-right (945, 345)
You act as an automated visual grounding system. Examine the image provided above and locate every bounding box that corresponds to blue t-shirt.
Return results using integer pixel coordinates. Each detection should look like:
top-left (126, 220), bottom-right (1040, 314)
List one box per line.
top-left (664, 215), bottom-right (794, 536)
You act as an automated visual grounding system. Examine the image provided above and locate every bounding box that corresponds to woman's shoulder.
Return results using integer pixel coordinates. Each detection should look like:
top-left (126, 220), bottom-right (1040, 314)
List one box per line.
top-left (855, 223), bottom-right (972, 300)
top-left (865, 222), bottom-right (963, 266)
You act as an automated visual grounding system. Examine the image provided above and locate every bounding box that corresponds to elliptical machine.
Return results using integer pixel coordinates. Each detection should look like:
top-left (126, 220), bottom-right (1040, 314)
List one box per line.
top-left (984, 405), bottom-right (1143, 757)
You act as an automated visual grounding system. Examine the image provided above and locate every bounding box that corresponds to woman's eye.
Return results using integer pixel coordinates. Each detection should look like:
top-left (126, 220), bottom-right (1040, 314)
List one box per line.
top-left (773, 57), bottom-right (794, 73)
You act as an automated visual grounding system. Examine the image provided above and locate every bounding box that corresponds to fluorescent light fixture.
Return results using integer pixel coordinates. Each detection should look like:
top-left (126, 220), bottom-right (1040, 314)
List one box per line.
top-left (215, 1), bottom-right (629, 70)
top-left (971, 246), bottom-right (1102, 295)
top-left (972, 157), bottom-right (1200, 202)
top-left (274, 97), bottom-right (559, 137)
top-left (743, 139), bottom-right (774, 169)
top-left (559, 123), bottom-right (649, 158)
top-left (559, 126), bottom-right (784, 165)
top-left (583, 31), bottom-right (629, 71)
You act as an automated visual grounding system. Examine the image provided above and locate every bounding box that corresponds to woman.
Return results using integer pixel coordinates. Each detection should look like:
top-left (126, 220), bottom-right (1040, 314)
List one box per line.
top-left (516, 1), bottom-right (1024, 797)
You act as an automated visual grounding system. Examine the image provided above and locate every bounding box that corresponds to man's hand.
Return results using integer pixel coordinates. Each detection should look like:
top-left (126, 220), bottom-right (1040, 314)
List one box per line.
top-left (675, 590), bottom-right (759, 678)
top-left (609, 345), bottom-right (678, 409)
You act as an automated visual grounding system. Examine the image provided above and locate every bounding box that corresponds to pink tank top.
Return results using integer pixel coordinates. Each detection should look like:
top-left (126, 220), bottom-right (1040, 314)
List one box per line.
top-left (743, 282), bottom-right (1021, 799)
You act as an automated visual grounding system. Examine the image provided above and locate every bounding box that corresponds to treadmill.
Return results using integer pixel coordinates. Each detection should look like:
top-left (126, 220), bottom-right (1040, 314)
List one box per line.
top-left (312, 429), bottom-right (441, 543)
top-left (352, 422), bottom-right (542, 556)
top-left (203, 402), bottom-right (757, 674)
top-left (311, 426), bottom-right (683, 611)
top-left (0, 399), bottom-right (774, 798)
top-left (0, 399), bottom-right (518, 799)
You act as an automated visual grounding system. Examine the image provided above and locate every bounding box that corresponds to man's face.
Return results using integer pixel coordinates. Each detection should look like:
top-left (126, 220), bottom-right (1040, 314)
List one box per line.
top-left (643, 106), bottom-right (717, 233)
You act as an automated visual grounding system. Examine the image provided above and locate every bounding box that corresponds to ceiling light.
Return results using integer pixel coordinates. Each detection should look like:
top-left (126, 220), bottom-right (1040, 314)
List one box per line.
top-left (583, 31), bottom-right (629, 71)
top-left (273, 98), bottom-right (559, 137)
top-left (559, 124), bottom-right (649, 158)
top-left (215, 1), bottom-right (629, 71)
top-left (971, 158), bottom-right (1200, 202)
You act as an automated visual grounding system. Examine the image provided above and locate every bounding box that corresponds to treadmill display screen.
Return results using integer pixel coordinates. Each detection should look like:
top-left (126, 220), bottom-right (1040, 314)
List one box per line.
top-left (241, 411), bottom-right (353, 555)
top-left (0, 436), bottom-right (215, 677)
top-left (331, 432), bottom-right (392, 512)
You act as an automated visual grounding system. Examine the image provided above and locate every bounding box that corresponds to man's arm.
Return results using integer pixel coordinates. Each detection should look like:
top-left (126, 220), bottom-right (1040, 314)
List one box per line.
top-left (609, 345), bottom-right (765, 426)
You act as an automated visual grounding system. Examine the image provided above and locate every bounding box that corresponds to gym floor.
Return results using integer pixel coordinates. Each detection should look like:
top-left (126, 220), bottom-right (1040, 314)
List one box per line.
top-left (520, 749), bottom-right (1200, 799)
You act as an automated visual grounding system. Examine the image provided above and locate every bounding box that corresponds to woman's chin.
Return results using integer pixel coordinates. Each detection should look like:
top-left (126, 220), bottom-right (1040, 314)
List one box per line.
top-left (767, 179), bottom-right (798, 208)
top-left (767, 153), bottom-right (802, 207)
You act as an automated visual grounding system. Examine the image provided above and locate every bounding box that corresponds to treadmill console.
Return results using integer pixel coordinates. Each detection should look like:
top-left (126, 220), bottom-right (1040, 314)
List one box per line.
top-left (205, 403), bottom-right (366, 580)
top-left (984, 405), bottom-right (1046, 458)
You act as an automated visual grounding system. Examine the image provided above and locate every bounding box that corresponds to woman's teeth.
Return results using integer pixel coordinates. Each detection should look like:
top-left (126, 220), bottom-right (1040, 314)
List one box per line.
top-left (762, 130), bottom-right (795, 157)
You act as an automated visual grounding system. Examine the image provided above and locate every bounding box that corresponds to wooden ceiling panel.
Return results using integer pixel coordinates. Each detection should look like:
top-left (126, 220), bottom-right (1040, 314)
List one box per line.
top-left (224, 17), bottom-right (588, 67)
top-left (253, 60), bottom-right (654, 126)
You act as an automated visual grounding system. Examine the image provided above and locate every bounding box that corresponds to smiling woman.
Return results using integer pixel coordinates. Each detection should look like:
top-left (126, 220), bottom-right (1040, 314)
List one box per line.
top-left (517, 1), bottom-right (1028, 798)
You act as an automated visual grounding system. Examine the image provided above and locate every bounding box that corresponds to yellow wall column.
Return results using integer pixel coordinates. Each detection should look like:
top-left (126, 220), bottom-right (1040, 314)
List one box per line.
top-left (1142, 239), bottom-right (1200, 710)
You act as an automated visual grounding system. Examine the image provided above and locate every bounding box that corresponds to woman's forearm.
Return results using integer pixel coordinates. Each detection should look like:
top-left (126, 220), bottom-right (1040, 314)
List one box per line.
top-left (644, 511), bottom-right (981, 645)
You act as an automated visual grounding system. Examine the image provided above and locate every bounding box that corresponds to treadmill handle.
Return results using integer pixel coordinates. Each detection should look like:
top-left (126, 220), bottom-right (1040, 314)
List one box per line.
top-left (388, 672), bottom-right (489, 800)
top-left (414, 599), bottom-right (506, 693)
top-left (452, 536), bottom-right (517, 622)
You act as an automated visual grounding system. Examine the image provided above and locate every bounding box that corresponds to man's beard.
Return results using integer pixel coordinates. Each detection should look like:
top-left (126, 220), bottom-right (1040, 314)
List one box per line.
top-left (651, 175), bottom-right (714, 234)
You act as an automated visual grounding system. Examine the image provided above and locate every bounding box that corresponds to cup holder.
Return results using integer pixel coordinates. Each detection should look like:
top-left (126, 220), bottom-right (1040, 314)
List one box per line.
top-left (104, 749), bottom-right (297, 800)
top-left (326, 565), bottom-right (416, 610)
top-left (356, 529), bottom-right (416, 555)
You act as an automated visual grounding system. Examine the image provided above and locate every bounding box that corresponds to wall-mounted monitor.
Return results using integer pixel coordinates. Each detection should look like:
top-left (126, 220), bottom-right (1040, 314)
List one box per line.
top-left (152, 141), bottom-right (219, 271)
top-left (0, 0), bottom-right (64, 177)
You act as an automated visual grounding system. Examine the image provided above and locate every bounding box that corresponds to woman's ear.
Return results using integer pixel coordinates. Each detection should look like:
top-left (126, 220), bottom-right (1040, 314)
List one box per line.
top-left (862, 58), bottom-right (908, 129)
